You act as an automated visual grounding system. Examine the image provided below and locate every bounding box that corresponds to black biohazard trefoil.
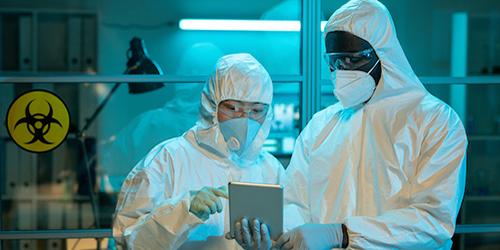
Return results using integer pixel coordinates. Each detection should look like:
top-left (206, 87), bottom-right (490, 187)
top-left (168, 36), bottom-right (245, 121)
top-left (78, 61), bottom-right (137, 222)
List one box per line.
top-left (14, 100), bottom-right (63, 144)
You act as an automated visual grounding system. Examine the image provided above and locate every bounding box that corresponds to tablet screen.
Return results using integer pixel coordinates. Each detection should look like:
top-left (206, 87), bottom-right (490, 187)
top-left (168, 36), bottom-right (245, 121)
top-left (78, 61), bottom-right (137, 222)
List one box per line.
top-left (229, 182), bottom-right (283, 240)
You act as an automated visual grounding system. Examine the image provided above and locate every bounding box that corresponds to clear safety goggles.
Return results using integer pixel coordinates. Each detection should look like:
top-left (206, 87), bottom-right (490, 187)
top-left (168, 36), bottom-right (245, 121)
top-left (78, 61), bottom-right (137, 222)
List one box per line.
top-left (324, 48), bottom-right (375, 71)
top-left (218, 101), bottom-right (270, 120)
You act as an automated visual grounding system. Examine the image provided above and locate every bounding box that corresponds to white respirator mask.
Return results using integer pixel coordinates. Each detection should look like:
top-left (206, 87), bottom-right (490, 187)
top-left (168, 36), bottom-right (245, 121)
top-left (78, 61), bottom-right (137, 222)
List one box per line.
top-left (219, 118), bottom-right (261, 156)
top-left (330, 59), bottom-right (380, 108)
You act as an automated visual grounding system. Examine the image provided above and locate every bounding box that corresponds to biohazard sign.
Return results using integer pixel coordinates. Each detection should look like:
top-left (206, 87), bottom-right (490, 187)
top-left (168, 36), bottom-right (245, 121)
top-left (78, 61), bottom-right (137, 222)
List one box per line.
top-left (5, 89), bottom-right (70, 153)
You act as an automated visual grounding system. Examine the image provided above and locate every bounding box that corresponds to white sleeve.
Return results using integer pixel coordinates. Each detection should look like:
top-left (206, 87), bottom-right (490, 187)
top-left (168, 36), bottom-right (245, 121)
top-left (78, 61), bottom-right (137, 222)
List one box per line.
top-left (345, 109), bottom-right (467, 249)
top-left (112, 148), bottom-right (203, 250)
top-left (283, 132), bottom-right (311, 231)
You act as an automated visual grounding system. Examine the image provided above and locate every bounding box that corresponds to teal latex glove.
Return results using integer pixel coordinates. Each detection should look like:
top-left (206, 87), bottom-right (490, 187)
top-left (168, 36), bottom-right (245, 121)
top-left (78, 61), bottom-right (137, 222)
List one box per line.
top-left (189, 186), bottom-right (228, 221)
top-left (274, 224), bottom-right (344, 250)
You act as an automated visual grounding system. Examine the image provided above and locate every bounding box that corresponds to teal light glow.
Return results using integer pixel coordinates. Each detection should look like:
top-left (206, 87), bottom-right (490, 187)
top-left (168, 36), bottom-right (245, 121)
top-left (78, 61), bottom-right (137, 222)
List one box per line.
top-left (179, 19), bottom-right (328, 32)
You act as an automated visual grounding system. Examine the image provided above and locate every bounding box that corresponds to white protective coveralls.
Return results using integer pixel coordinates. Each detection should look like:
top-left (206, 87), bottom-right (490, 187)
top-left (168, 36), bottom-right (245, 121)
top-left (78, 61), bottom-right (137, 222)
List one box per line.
top-left (113, 53), bottom-right (284, 249)
top-left (283, 0), bottom-right (467, 249)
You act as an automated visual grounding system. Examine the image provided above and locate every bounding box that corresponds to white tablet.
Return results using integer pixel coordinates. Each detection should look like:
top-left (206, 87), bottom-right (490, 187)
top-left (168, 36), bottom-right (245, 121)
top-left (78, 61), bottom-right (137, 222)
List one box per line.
top-left (229, 182), bottom-right (283, 240)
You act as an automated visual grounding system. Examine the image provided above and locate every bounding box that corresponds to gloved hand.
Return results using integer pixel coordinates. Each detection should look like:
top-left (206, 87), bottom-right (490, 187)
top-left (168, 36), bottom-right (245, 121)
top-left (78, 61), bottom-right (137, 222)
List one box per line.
top-left (225, 218), bottom-right (273, 250)
top-left (189, 186), bottom-right (228, 221)
top-left (274, 224), bottom-right (344, 250)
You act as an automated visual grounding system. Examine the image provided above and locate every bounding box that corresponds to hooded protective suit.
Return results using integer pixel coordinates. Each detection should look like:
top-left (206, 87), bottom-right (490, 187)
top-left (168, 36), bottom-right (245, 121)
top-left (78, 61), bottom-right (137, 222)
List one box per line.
top-left (283, 0), bottom-right (467, 249)
top-left (113, 53), bottom-right (284, 249)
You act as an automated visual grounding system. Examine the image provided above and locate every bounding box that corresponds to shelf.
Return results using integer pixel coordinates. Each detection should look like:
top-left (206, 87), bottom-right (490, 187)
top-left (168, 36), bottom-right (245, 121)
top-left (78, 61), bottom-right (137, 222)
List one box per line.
top-left (0, 195), bottom-right (91, 202)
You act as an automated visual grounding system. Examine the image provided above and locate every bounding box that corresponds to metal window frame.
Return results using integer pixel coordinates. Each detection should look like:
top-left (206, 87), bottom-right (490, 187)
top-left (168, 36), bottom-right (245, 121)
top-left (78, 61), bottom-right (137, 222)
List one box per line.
top-left (300, 0), bottom-right (322, 129)
top-left (0, 74), bottom-right (302, 84)
top-left (1, 224), bottom-right (499, 240)
top-left (320, 76), bottom-right (500, 87)
top-left (1, 75), bottom-right (498, 84)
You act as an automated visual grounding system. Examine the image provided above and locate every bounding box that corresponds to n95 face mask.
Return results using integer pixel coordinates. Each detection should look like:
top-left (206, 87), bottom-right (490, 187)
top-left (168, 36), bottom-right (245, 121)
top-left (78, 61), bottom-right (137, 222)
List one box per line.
top-left (331, 60), bottom-right (380, 108)
top-left (219, 118), bottom-right (261, 156)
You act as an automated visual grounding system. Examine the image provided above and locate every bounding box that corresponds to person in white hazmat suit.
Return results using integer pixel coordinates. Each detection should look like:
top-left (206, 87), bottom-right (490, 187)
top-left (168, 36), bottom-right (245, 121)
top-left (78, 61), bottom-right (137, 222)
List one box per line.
top-left (113, 53), bottom-right (284, 249)
top-left (232, 0), bottom-right (467, 249)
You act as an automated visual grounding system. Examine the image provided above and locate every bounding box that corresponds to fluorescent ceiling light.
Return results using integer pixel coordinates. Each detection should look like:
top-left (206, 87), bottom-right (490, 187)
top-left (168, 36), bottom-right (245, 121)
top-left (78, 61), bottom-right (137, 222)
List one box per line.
top-left (179, 19), bottom-right (328, 32)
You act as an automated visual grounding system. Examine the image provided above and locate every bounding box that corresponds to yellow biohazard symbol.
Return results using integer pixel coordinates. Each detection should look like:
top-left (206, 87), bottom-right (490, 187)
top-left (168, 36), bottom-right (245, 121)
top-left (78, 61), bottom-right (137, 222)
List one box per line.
top-left (6, 89), bottom-right (70, 153)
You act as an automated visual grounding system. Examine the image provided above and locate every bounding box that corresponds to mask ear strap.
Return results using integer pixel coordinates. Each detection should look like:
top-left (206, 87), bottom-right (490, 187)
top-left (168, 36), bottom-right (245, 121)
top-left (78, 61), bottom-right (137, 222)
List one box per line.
top-left (367, 59), bottom-right (380, 74)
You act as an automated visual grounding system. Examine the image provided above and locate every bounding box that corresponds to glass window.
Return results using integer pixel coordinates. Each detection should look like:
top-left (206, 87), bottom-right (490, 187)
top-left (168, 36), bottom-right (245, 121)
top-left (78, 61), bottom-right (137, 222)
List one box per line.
top-left (0, 79), bottom-right (300, 233)
top-left (1, 82), bottom-right (202, 232)
top-left (1, 0), bottom-right (499, 248)
top-left (267, 82), bottom-right (301, 166)
top-left (319, 1), bottom-right (500, 249)
top-left (98, 0), bottom-right (301, 76)
top-left (320, 0), bottom-right (499, 80)
top-left (0, 1), bottom-right (302, 75)
top-left (1, 2), bottom-right (303, 246)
